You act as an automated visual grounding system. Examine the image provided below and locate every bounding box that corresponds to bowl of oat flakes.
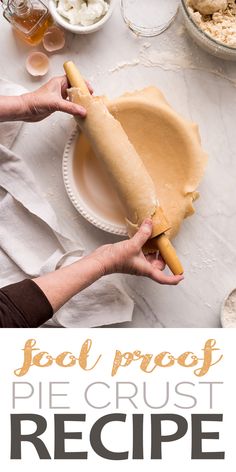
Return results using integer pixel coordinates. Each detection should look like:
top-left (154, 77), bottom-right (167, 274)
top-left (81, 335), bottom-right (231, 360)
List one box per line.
top-left (181, 0), bottom-right (236, 60)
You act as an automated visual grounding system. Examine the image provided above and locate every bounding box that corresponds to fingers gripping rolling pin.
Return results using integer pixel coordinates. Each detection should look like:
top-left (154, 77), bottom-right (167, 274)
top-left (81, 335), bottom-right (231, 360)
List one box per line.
top-left (64, 61), bottom-right (184, 276)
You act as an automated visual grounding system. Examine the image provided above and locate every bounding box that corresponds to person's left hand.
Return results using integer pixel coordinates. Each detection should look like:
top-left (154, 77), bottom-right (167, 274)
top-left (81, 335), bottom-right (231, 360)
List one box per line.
top-left (19, 75), bottom-right (93, 122)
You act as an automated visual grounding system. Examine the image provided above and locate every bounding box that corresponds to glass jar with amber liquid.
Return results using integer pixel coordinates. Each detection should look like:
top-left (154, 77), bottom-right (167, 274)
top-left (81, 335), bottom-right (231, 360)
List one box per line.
top-left (1, 0), bottom-right (53, 45)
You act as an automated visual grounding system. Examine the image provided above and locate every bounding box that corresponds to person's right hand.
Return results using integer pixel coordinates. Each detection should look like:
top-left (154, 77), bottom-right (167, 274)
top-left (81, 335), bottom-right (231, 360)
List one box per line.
top-left (33, 219), bottom-right (184, 315)
top-left (92, 219), bottom-right (184, 286)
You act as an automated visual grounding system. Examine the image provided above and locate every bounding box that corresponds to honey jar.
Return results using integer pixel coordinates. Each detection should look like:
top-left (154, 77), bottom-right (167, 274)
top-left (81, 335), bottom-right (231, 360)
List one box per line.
top-left (1, 0), bottom-right (53, 45)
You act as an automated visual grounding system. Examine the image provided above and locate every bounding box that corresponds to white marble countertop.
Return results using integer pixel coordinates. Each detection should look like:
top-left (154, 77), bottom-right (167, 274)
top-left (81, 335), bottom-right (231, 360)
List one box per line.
top-left (1, 1), bottom-right (236, 328)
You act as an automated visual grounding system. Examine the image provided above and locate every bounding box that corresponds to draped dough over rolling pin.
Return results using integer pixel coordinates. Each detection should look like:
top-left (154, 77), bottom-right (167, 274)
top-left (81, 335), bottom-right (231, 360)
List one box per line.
top-left (71, 87), bottom-right (208, 242)
top-left (69, 88), bottom-right (170, 238)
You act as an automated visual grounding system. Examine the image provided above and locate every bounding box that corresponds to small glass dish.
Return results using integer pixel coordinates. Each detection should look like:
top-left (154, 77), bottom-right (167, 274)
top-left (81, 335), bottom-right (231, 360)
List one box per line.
top-left (120, 0), bottom-right (179, 37)
top-left (181, 0), bottom-right (236, 61)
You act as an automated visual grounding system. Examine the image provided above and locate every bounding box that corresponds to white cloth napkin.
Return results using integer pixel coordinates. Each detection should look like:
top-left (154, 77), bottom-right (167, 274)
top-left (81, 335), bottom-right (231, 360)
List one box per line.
top-left (0, 79), bottom-right (26, 148)
top-left (0, 79), bottom-right (134, 327)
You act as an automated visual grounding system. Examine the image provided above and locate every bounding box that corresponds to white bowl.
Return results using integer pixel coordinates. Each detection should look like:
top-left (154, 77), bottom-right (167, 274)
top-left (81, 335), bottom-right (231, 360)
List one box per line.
top-left (48, 0), bottom-right (115, 35)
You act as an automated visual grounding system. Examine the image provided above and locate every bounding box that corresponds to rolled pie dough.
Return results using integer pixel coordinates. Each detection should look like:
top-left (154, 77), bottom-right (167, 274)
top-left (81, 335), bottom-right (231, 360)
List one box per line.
top-left (70, 87), bottom-right (208, 243)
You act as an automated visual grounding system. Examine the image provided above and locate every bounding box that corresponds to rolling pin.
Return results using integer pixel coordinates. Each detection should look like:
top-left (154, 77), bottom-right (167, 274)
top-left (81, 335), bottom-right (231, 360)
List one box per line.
top-left (64, 61), bottom-right (184, 276)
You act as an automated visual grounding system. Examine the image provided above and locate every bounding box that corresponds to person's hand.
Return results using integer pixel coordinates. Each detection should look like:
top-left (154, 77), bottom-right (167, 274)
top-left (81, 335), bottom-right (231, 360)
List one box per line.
top-left (92, 219), bottom-right (184, 286)
top-left (33, 219), bottom-right (184, 314)
top-left (19, 75), bottom-right (93, 122)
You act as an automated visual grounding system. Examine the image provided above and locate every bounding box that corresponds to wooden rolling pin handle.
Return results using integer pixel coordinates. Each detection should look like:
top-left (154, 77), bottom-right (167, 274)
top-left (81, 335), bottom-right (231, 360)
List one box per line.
top-left (64, 61), bottom-right (90, 96)
top-left (155, 234), bottom-right (184, 276)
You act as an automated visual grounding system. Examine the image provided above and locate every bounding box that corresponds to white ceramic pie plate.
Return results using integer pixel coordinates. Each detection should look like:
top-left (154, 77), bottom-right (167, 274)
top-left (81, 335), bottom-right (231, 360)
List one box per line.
top-left (62, 127), bottom-right (128, 236)
top-left (63, 88), bottom-right (206, 239)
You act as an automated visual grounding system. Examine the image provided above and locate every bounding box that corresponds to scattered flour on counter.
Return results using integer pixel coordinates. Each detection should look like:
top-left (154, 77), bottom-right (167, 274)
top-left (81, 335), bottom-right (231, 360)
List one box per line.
top-left (109, 59), bottom-right (140, 73)
top-left (109, 42), bottom-right (195, 73)
top-left (205, 302), bottom-right (212, 308)
top-left (142, 42), bottom-right (152, 49)
top-left (108, 41), bottom-right (236, 87)
top-left (140, 48), bottom-right (194, 70)
top-left (222, 289), bottom-right (236, 327)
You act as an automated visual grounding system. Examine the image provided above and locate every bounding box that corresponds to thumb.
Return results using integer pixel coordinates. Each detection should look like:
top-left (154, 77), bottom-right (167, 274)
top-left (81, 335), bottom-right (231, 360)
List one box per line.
top-left (132, 219), bottom-right (153, 249)
top-left (57, 99), bottom-right (87, 117)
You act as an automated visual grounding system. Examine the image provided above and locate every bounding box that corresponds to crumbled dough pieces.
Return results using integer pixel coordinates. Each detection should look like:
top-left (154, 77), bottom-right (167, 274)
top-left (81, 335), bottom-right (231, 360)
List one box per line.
top-left (189, 0), bottom-right (227, 15)
top-left (187, 0), bottom-right (236, 47)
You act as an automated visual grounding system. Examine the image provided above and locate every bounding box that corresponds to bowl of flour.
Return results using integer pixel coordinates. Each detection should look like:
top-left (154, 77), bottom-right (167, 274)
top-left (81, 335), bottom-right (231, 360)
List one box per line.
top-left (181, 0), bottom-right (236, 60)
top-left (49, 0), bottom-right (115, 34)
top-left (221, 288), bottom-right (236, 327)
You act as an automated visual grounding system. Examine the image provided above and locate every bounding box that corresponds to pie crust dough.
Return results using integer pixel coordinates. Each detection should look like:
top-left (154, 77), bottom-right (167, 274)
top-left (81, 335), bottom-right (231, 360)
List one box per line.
top-left (70, 86), bottom-right (208, 242)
